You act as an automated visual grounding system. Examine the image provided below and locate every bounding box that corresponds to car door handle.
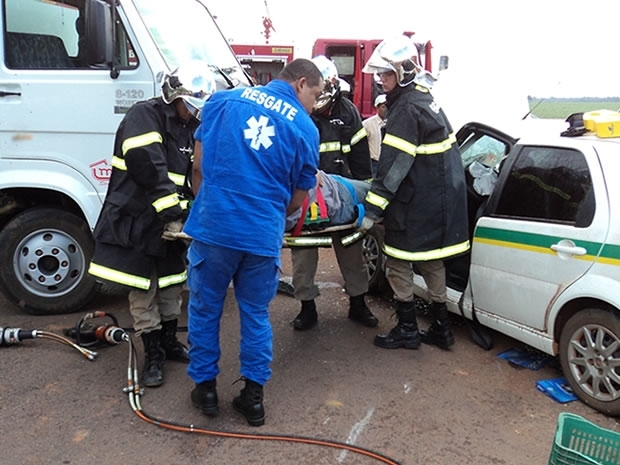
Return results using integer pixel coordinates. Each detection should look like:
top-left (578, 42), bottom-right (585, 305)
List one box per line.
top-left (550, 243), bottom-right (587, 256)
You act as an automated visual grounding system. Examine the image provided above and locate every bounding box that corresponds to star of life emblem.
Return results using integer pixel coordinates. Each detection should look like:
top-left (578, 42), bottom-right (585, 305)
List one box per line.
top-left (244, 115), bottom-right (275, 150)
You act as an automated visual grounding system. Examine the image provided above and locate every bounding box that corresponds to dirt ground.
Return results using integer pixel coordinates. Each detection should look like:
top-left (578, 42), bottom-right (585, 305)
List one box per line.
top-left (1, 248), bottom-right (618, 465)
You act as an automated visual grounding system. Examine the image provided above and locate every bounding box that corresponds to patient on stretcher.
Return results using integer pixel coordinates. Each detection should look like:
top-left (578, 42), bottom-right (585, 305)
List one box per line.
top-left (285, 170), bottom-right (371, 235)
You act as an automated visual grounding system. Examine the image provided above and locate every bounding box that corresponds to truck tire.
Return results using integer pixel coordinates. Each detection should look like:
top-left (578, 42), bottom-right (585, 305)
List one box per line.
top-left (363, 224), bottom-right (389, 294)
top-left (0, 207), bottom-right (100, 315)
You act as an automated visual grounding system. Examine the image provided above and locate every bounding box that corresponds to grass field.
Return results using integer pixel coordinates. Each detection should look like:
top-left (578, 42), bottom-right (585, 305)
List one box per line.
top-left (528, 98), bottom-right (620, 119)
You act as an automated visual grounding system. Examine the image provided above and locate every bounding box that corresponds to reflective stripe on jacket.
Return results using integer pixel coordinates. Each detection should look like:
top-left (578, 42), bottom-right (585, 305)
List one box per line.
top-left (89, 98), bottom-right (194, 288)
top-left (312, 95), bottom-right (372, 180)
top-left (364, 84), bottom-right (469, 261)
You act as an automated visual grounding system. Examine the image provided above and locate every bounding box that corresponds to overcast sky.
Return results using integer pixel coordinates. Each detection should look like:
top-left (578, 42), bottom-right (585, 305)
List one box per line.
top-left (208, 0), bottom-right (619, 99)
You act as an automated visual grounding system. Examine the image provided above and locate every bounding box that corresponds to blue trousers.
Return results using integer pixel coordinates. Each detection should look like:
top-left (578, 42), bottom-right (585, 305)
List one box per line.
top-left (186, 240), bottom-right (279, 385)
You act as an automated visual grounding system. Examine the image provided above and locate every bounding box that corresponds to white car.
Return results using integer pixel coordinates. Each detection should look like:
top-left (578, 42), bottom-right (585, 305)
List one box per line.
top-left (364, 116), bottom-right (620, 416)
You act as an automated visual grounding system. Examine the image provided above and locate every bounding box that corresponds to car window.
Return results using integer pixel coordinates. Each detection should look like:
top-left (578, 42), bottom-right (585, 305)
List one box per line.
top-left (460, 132), bottom-right (509, 171)
top-left (493, 146), bottom-right (594, 226)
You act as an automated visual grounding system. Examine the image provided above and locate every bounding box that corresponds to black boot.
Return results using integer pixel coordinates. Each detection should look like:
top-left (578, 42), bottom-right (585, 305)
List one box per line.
top-left (293, 300), bottom-right (318, 330)
top-left (141, 330), bottom-right (166, 387)
top-left (374, 301), bottom-right (420, 349)
top-left (348, 294), bottom-right (378, 327)
top-left (160, 319), bottom-right (190, 363)
top-left (191, 379), bottom-right (219, 416)
top-left (232, 378), bottom-right (265, 427)
top-left (420, 302), bottom-right (455, 349)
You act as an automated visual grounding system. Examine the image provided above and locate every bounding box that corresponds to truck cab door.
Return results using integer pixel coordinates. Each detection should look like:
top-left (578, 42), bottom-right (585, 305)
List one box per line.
top-left (0, 0), bottom-right (155, 220)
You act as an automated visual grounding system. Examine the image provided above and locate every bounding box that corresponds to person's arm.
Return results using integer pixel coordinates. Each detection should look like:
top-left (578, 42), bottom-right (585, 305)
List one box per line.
top-left (345, 101), bottom-right (372, 180)
top-left (191, 140), bottom-right (203, 196)
top-left (286, 188), bottom-right (309, 216)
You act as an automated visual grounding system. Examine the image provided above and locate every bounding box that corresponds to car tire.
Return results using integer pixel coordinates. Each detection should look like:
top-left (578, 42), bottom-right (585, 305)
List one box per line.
top-left (559, 308), bottom-right (620, 416)
top-left (0, 207), bottom-right (100, 315)
top-left (363, 224), bottom-right (389, 294)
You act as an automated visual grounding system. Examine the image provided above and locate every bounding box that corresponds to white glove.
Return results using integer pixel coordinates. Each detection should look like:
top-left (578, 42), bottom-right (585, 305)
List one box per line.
top-left (357, 216), bottom-right (375, 234)
top-left (161, 221), bottom-right (184, 241)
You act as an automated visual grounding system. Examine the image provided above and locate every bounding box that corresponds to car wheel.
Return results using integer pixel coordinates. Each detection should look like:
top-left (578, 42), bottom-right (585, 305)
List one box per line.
top-left (559, 308), bottom-right (620, 416)
top-left (0, 207), bottom-right (100, 315)
top-left (363, 224), bottom-right (388, 294)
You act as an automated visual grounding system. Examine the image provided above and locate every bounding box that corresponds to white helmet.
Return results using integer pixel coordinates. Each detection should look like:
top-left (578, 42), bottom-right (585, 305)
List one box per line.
top-left (311, 55), bottom-right (340, 113)
top-left (363, 35), bottom-right (422, 87)
top-left (161, 62), bottom-right (216, 122)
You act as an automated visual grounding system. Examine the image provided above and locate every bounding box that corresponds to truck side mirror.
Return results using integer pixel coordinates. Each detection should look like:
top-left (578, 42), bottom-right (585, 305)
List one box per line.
top-left (439, 55), bottom-right (449, 72)
top-left (85, 0), bottom-right (114, 69)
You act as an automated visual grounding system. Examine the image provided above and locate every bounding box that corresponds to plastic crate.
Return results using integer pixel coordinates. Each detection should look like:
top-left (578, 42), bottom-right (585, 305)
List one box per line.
top-left (548, 413), bottom-right (620, 465)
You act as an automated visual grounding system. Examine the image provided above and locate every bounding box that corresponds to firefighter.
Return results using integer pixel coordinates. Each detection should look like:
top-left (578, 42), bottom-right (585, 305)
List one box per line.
top-left (358, 35), bottom-right (469, 350)
top-left (88, 65), bottom-right (214, 387)
top-left (290, 55), bottom-right (378, 331)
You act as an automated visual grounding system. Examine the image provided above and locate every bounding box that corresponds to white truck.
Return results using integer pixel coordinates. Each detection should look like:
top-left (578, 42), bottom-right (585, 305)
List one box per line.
top-left (0, 0), bottom-right (252, 314)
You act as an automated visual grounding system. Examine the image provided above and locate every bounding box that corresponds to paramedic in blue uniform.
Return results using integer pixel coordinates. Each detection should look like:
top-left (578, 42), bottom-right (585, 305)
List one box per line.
top-left (359, 35), bottom-right (470, 351)
top-left (184, 58), bottom-right (323, 427)
top-left (88, 66), bottom-right (213, 388)
top-left (290, 55), bottom-right (379, 331)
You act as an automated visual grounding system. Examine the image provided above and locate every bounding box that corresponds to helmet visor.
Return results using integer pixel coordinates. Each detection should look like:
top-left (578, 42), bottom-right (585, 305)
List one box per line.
top-left (312, 79), bottom-right (338, 113)
top-left (183, 99), bottom-right (202, 121)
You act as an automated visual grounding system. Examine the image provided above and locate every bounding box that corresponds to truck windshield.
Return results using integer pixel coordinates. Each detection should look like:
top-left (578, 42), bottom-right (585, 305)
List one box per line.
top-left (131, 0), bottom-right (251, 88)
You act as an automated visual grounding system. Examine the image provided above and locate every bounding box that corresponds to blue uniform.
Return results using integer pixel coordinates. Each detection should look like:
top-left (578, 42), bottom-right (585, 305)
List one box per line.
top-left (185, 79), bottom-right (318, 385)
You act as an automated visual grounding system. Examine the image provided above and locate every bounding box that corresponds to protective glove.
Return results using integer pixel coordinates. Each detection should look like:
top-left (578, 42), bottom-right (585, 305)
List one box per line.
top-left (161, 220), bottom-right (184, 241)
top-left (356, 216), bottom-right (375, 234)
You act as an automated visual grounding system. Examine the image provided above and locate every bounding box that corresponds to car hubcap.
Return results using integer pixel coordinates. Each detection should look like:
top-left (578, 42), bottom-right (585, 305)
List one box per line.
top-left (362, 234), bottom-right (380, 282)
top-left (567, 323), bottom-right (620, 402)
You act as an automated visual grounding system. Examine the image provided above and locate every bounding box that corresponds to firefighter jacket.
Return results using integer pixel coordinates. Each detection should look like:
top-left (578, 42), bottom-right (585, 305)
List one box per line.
top-left (312, 95), bottom-right (372, 180)
top-left (88, 97), bottom-right (194, 290)
top-left (364, 84), bottom-right (470, 262)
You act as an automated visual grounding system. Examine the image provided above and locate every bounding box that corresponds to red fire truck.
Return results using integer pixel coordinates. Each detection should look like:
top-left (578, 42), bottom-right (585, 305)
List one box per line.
top-left (230, 43), bottom-right (294, 85)
top-left (312, 33), bottom-right (438, 119)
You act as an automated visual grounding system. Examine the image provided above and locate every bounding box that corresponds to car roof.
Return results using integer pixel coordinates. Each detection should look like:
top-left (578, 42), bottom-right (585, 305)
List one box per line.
top-left (491, 117), bottom-right (620, 148)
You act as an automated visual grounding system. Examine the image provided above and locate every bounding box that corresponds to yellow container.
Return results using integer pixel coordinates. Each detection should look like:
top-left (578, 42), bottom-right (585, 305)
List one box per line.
top-left (583, 109), bottom-right (620, 138)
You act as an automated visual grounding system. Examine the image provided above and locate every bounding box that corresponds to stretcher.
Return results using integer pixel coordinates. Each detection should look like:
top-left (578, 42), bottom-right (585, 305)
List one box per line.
top-left (168, 222), bottom-right (364, 247)
top-left (170, 172), bottom-right (369, 247)
top-left (283, 222), bottom-right (363, 248)
top-left (283, 172), bottom-right (368, 247)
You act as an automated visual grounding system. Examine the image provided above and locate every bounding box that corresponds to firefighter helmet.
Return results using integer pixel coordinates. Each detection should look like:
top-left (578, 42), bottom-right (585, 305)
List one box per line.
top-left (362, 35), bottom-right (421, 87)
top-left (311, 55), bottom-right (340, 113)
top-left (161, 63), bottom-right (215, 122)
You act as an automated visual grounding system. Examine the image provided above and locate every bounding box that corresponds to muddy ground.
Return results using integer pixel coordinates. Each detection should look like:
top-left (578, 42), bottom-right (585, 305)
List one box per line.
top-left (1, 248), bottom-right (618, 465)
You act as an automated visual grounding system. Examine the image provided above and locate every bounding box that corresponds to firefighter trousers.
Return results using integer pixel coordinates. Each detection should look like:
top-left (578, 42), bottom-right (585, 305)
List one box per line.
top-left (291, 232), bottom-right (369, 301)
top-left (128, 272), bottom-right (184, 336)
top-left (385, 256), bottom-right (447, 304)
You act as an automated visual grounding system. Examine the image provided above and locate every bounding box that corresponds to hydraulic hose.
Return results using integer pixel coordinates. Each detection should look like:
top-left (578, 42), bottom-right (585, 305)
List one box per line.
top-left (122, 335), bottom-right (402, 465)
top-left (5, 313), bottom-right (402, 464)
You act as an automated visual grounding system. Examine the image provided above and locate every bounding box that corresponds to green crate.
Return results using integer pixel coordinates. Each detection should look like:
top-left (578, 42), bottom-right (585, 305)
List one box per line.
top-left (548, 413), bottom-right (620, 465)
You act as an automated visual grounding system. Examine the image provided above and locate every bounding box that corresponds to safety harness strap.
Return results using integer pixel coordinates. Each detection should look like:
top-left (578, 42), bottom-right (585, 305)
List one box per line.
top-left (291, 187), bottom-right (329, 236)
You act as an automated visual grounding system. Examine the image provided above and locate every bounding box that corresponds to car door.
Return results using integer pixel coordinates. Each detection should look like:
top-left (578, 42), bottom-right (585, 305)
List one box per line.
top-left (468, 142), bottom-right (609, 332)
top-left (444, 123), bottom-right (517, 292)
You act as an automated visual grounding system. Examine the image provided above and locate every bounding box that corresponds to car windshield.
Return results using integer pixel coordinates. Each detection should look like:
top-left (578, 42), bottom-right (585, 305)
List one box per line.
top-left (131, 0), bottom-right (251, 89)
